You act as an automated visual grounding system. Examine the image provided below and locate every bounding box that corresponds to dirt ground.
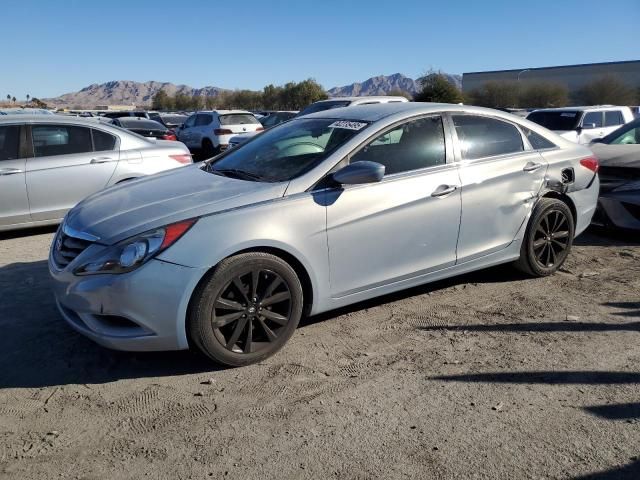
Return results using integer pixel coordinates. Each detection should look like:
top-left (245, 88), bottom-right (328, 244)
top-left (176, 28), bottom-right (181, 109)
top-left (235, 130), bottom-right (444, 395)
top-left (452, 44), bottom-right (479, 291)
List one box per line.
top-left (0, 225), bottom-right (639, 479)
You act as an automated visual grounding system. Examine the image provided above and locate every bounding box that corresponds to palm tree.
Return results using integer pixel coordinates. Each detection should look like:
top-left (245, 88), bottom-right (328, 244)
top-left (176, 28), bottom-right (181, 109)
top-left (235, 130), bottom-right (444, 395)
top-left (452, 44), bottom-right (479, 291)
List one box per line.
top-left (11, 96), bottom-right (16, 103)
top-left (6, 94), bottom-right (10, 102)
top-left (26, 94), bottom-right (30, 103)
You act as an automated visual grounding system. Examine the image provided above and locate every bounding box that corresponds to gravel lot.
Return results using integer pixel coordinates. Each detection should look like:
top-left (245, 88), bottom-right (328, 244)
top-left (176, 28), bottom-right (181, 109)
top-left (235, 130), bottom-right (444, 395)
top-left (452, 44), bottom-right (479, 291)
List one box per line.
top-left (0, 226), bottom-right (639, 479)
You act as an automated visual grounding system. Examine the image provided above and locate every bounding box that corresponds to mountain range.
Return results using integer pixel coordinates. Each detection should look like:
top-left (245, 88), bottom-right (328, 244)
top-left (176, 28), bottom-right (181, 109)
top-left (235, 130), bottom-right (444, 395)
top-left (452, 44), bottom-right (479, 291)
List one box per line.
top-left (44, 73), bottom-right (462, 108)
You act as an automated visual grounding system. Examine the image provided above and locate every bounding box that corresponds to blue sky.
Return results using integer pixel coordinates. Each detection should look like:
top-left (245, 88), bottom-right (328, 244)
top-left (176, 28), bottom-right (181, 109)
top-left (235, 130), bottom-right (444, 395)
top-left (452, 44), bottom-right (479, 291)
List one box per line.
top-left (2, 0), bottom-right (638, 99)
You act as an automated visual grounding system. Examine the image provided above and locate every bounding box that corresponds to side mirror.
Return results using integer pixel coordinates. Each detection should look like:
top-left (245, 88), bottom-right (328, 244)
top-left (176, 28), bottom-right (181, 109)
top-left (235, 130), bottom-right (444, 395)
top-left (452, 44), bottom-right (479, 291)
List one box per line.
top-left (581, 122), bottom-right (597, 130)
top-left (332, 161), bottom-right (385, 185)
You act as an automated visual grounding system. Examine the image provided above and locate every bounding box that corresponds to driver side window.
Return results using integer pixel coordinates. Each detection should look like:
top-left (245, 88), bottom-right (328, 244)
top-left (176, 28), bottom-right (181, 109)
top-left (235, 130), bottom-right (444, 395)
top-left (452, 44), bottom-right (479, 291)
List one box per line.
top-left (350, 116), bottom-right (446, 176)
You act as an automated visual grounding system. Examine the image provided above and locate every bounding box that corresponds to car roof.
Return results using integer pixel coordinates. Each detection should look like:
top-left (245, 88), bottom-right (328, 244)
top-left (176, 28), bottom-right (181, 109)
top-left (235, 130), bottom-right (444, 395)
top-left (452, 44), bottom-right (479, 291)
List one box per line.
top-left (300, 102), bottom-right (514, 122)
top-left (316, 96), bottom-right (408, 104)
top-left (530, 106), bottom-right (627, 113)
top-left (192, 110), bottom-right (254, 115)
top-left (0, 114), bottom-right (114, 124)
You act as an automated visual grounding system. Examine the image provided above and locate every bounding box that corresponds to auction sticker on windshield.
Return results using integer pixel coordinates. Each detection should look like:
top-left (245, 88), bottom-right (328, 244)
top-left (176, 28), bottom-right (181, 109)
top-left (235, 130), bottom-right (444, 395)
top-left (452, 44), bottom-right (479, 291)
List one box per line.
top-left (329, 120), bottom-right (368, 130)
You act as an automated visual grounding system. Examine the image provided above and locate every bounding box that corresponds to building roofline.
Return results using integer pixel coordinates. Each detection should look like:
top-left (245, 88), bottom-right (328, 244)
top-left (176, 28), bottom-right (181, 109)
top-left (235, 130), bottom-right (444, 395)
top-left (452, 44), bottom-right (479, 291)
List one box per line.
top-left (463, 60), bottom-right (640, 76)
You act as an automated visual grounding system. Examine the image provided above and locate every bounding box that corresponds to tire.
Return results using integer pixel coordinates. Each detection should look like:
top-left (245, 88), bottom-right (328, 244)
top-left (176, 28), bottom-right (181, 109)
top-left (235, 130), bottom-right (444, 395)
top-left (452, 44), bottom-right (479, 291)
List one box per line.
top-left (201, 138), bottom-right (216, 159)
top-left (189, 252), bottom-right (303, 367)
top-left (514, 197), bottom-right (575, 277)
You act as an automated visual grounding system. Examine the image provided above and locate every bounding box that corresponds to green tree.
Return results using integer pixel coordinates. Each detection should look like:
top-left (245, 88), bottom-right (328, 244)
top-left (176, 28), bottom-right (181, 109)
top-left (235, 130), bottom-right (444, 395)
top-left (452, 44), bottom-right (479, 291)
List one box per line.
top-left (152, 90), bottom-right (171, 110)
top-left (575, 75), bottom-right (638, 105)
top-left (466, 81), bottom-right (520, 108)
top-left (11, 96), bottom-right (16, 103)
top-left (26, 94), bottom-right (30, 103)
top-left (414, 72), bottom-right (463, 103)
top-left (6, 94), bottom-right (10, 102)
top-left (519, 82), bottom-right (568, 108)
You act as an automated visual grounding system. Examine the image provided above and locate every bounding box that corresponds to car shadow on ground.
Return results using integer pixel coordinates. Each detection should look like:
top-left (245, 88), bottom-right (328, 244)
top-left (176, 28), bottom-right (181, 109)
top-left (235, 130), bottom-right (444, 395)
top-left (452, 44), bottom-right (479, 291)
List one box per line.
top-left (0, 224), bottom-right (58, 241)
top-left (574, 226), bottom-right (640, 247)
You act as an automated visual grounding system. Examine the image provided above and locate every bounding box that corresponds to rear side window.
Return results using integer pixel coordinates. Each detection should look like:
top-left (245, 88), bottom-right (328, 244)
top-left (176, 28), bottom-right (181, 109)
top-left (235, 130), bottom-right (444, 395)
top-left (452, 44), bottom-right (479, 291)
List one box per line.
top-left (452, 115), bottom-right (524, 160)
top-left (218, 114), bottom-right (260, 126)
top-left (604, 111), bottom-right (624, 127)
top-left (351, 116), bottom-right (446, 175)
top-left (522, 127), bottom-right (556, 150)
top-left (0, 125), bottom-right (20, 161)
top-left (195, 114), bottom-right (213, 126)
top-left (32, 125), bottom-right (93, 157)
top-left (92, 129), bottom-right (117, 151)
top-left (583, 112), bottom-right (603, 128)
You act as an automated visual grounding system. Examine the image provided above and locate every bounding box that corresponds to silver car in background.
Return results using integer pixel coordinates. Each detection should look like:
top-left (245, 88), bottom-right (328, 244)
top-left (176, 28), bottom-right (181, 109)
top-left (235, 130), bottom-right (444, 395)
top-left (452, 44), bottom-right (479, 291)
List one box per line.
top-left (0, 115), bottom-right (192, 231)
top-left (49, 103), bottom-right (599, 367)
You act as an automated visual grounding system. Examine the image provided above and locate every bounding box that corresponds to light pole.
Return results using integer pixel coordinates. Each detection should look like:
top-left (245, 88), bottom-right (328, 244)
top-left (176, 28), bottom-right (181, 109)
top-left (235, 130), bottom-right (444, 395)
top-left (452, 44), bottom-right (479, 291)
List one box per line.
top-left (517, 69), bottom-right (531, 82)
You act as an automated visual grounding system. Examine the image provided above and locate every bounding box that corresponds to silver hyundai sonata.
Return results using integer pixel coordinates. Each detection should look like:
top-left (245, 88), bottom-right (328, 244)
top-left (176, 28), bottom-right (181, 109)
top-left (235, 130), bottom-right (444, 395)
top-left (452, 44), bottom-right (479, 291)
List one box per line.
top-left (49, 103), bottom-right (599, 366)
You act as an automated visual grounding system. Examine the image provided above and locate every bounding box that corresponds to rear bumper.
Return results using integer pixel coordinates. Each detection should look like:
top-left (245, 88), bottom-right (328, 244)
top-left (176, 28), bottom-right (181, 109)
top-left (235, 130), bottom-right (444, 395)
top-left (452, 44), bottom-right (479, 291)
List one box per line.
top-left (50, 257), bottom-right (207, 352)
top-left (568, 175), bottom-right (600, 236)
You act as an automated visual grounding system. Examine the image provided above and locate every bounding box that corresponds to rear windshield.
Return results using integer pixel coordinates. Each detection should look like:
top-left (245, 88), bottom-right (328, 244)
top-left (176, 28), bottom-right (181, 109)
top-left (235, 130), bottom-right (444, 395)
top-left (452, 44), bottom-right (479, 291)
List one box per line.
top-left (527, 111), bottom-right (581, 131)
top-left (218, 114), bottom-right (260, 126)
top-left (162, 115), bottom-right (187, 125)
top-left (118, 118), bottom-right (165, 129)
top-left (299, 100), bottom-right (351, 116)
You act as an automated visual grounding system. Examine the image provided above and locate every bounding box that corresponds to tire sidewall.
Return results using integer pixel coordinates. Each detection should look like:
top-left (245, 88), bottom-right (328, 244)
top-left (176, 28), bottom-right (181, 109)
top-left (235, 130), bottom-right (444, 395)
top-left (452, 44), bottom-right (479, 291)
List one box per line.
top-left (524, 199), bottom-right (575, 276)
top-left (191, 254), bottom-right (303, 367)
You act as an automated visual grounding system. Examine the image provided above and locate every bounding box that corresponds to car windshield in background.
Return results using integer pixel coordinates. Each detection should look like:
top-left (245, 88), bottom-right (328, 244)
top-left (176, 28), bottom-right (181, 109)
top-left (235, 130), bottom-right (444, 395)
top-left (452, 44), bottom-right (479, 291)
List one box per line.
top-left (162, 115), bottom-right (187, 126)
top-left (298, 100), bottom-right (351, 116)
top-left (600, 120), bottom-right (640, 145)
top-left (118, 118), bottom-right (165, 129)
top-left (527, 111), bottom-right (581, 131)
top-left (206, 118), bottom-right (368, 182)
top-left (219, 114), bottom-right (260, 125)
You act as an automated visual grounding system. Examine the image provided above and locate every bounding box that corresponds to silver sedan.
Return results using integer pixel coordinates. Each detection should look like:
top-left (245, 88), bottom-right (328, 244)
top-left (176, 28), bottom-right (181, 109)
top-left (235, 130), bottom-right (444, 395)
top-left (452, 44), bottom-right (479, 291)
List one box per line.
top-left (0, 115), bottom-right (192, 231)
top-left (49, 103), bottom-right (599, 366)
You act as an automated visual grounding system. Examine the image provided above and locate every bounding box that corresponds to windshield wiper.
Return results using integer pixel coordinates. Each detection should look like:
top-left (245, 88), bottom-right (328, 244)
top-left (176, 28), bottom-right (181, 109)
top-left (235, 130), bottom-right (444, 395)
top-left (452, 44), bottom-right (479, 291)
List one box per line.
top-left (211, 168), bottom-right (271, 182)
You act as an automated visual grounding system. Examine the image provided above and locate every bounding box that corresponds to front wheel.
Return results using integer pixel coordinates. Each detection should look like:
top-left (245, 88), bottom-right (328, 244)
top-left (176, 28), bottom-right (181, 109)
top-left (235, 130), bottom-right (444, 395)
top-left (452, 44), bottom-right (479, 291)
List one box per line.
top-left (189, 253), bottom-right (303, 367)
top-left (514, 198), bottom-right (575, 277)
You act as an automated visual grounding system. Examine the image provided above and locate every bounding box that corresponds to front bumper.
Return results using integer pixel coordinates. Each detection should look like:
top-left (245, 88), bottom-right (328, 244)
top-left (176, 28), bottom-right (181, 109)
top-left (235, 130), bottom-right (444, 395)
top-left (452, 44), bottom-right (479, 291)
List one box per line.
top-left (593, 192), bottom-right (640, 231)
top-left (49, 256), bottom-right (207, 352)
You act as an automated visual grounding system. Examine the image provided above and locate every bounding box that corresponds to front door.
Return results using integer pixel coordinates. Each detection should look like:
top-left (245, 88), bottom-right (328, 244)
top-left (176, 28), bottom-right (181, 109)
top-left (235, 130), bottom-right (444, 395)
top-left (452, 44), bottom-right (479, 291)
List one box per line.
top-left (450, 114), bottom-right (548, 262)
top-left (0, 124), bottom-right (30, 227)
top-left (326, 115), bottom-right (461, 298)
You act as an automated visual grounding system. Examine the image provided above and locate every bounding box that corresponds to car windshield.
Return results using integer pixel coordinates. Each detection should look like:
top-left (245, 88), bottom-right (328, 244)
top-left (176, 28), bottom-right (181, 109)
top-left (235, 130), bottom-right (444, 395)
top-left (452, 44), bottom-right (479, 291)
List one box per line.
top-left (298, 100), bottom-right (351, 116)
top-left (527, 111), bottom-right (581, 131)
top-left (600, 120), bottom-right (640, 145)
top-left (206, 118), bottom-right (368, 182)
top-left (219, 114), bottom-right (260, 126)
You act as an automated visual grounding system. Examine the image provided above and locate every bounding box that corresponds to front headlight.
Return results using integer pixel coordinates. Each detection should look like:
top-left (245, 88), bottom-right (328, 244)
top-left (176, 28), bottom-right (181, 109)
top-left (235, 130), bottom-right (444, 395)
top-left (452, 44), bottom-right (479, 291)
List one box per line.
top-left (74, 219), bottom-right (197, 275)
top-left (613, 180), bottom-right (640, 193)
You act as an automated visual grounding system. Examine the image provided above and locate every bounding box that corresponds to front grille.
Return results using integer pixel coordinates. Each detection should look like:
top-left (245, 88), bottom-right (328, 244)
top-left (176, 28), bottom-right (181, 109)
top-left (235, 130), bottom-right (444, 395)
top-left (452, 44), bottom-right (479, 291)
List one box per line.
top-left (53, 229), bottom-right (93, 269)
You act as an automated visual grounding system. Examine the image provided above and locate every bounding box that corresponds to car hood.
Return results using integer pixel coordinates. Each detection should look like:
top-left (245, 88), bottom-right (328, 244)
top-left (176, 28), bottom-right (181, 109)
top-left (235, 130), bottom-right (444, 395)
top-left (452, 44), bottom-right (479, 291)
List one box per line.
top-left (590, 144), bottom-right (640, 169)
top-left (65, 164), bottom-right (288, 245)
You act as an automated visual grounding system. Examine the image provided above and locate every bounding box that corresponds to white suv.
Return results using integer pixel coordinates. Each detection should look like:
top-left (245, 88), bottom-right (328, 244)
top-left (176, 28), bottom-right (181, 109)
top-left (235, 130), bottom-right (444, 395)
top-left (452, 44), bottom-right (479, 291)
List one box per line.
top-left (527, 106), bottom-right (634, 144)
top-left (177, 110), bottom-right (263, 156)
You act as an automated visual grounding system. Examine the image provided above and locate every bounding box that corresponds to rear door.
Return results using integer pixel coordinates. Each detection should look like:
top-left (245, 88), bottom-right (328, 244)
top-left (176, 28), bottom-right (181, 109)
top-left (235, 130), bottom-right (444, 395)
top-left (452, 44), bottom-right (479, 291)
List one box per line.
top-left (0, 124), bottom-right (31, 227)
top-left (451, 114), bottom-right (548, 262)
top-left (26, 124), bottom-right (119, 221)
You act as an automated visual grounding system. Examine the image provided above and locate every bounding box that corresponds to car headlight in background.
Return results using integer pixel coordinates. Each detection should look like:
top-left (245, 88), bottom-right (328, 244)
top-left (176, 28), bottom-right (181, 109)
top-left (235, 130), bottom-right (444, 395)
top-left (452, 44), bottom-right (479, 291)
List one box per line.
top-left (613, 180), bottom-right (640, 193)
top-left (74, 219), bottom-right (197, 275)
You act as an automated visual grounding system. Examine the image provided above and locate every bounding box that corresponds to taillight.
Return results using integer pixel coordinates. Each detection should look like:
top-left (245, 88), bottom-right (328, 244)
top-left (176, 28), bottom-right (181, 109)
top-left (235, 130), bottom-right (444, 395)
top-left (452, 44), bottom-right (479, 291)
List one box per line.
top-left (255, 127), bottom-right (264, 132)
top-left (214, 128), bottom-right (233, 135)
top-left (162, 133), bottom-right (177, 141)
top-left (169, 154), bottom-right (192, 164)
top-left (579, 156), bottom-right (599, 173)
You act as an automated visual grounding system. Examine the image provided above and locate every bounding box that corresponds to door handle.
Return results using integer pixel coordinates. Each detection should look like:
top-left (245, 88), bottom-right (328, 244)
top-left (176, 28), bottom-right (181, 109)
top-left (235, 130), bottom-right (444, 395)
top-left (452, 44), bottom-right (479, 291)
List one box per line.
top-left (0, 168), bottom-right (23, 176)
top-left (523, 161), bottom-right (543, 172)
top-left (90, 157), bottom-right (114, 164)
top-left (431, 184), bottom-right (458, 197)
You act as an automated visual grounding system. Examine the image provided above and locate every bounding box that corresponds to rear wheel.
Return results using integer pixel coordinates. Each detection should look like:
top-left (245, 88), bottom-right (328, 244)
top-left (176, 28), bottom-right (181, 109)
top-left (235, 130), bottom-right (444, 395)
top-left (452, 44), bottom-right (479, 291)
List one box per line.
top-left (201, 138), bottom-right (216, 159)
top-left (189, 253), bottom-right (303, 367)
top-left (515, 198), bottom-right (575, 277)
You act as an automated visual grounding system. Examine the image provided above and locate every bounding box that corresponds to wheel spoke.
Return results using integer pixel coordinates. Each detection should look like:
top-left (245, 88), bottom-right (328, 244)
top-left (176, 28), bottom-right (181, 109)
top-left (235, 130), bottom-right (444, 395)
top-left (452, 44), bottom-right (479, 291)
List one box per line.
top-left (261, 309), bottom-right (288, 325)
top-left (542, 215), bottom-right (550, 234)
top-left (226, 316), bottom-right (248, 349)
top-left (258, 317), bottom-right (278, 342)
top-left (261, 291), bottom-right (291, 307)
top-left (549, 243), bottom-right (557, 265)
top-left (545, 243), bottom-right (552, 266)
top-left (536, 226), bottom-right (546, 236)
top-left (250, 270), bottom-right (260, 301)
top-left (215, 297), bottom-right (244, 311)
top-left (553, 216), bottom-right (567, 233)
top-left (244, 321), bottom-right (253, 353)
top-left (536, 244), bottom-right (547, 263)
top-left (551, 239), bottom-right (566, 249)
top-left (551, 212), bottom-right (561, 232)
top-left (233, 277), bottom-right (249, 304)
top-left (263, 276), bottom-right (282, 300)
top-left (533, 238), bottom-right (547, 250)
top-left (213, 311), bottom-right (244, 328)
top-left (554, 230), bottom-right (569, 239)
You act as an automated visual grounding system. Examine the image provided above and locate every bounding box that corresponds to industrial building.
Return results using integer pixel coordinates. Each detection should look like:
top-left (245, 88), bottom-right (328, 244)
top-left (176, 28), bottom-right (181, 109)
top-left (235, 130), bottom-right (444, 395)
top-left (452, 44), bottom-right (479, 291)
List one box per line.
top-left (462, 60), bottom-right (640, 93)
